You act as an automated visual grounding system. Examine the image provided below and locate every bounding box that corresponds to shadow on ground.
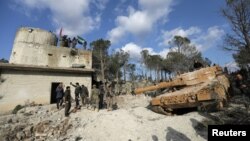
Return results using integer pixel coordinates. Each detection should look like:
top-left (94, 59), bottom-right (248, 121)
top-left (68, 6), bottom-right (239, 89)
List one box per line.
top-left (190, 118), bottom-right (207, 140)
top-left (166, 127), bottom-right (191, 141)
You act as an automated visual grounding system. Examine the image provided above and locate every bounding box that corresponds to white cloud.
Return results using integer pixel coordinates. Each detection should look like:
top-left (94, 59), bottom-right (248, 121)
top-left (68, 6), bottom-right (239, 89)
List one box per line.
top-left (194, 26), bottom-right (225, 51)
top-left (108, 0), bottom-right (174, 43)
top-left (15, 0), bottom-right (108, 36)
top-left (121, 42), bottom-right (169, 61)
top-left (160, 26), bottom-right (225, 52)
top-left (224, 61), bottom-right (239, 72)
top-left (92, 0), bottom-right (109, 10)
top-left (158, 48), bottom-right (170, 57)
top-left (121, 42), bottom-right (143, 61)
top-left (160, 26), bottom-right (201, 46)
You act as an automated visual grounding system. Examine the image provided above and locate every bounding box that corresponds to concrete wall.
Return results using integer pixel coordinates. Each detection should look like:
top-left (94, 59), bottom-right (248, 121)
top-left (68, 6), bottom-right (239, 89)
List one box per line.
top-left (13, 27), bottom-right (57, 46)
top-left (9, 27), bottom-right (92, 69)
top-left (0, 69), bottom-right (92, 113)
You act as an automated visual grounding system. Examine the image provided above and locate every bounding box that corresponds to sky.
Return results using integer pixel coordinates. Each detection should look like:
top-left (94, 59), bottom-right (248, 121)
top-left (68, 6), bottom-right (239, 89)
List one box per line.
top-left (0, 0), bottom-right (236, 69)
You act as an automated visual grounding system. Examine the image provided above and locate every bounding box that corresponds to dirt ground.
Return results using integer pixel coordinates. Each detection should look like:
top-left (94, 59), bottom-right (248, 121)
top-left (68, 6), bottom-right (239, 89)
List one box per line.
top-left (0, 94), bottom-right (249, 141)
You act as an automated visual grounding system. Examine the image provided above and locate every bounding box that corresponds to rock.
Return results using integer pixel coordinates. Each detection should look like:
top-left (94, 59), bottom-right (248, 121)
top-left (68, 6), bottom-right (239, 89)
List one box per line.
top-left (24, 112), bottom-right (33, 116)
top-left (16, 131), bottom-right (25, 140)
top-left (34, 120), bottom-right (52, 133)
top-left (7, 118), bottom-right (12, 123)
top-left (13, 124), bottom-right (26, 132)
top-left (24, 138), bottom-right (35, 141)
top-left (23, 126), bottom-right (34, 138)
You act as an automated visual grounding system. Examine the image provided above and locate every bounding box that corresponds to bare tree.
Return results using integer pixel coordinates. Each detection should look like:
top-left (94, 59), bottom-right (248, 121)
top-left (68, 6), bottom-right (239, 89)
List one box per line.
top-left (222, 0), bottom-right (250, 67)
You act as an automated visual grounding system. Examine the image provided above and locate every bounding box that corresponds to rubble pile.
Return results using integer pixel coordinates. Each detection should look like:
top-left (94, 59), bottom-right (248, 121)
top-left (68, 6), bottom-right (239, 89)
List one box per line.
top-left (200, 95), bottom-right (250, 125)
top-left (0, 105), bottom-right (72, 141)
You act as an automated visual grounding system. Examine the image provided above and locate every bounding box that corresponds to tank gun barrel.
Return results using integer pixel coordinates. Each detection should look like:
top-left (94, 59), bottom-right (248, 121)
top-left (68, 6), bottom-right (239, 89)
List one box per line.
top-left (134, 79), bottom-right (184, 94)
top-left (134, 66), bottom-right (223, 95)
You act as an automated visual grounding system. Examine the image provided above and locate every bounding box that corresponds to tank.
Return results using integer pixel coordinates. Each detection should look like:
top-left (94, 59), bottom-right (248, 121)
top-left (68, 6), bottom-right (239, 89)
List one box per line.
top-left (134, 66), bottom-right (230, 115)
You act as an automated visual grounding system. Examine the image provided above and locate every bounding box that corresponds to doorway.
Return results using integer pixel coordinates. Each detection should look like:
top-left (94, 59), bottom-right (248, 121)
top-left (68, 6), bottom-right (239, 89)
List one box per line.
top-left (50, 82), bottom-right (61, 104)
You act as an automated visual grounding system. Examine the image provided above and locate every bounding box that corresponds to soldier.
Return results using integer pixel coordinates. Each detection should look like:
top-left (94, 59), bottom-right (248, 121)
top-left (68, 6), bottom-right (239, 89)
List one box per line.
top-left (121, 83), bottom-right (126, 95)
top-left (72, 37), bottom-right (77, 48)
top-left (193, 60), bottom-right (203, 70)
top-left (64, 86), bottom-right (71, 117)
top-left (235, 73), bottom-right (247, 94)
top-left (80, 84), bottom-right (89, 107)
top-left (68, 37), bottom-right (72, 47)
top-left (106, 84), bottom-right (113, 111)
top-left (70, 82), bottom-right (81, 109)
top-left (56, 83), bottom-right (64, 109)
top-left (114, 83), bottom-right (120, 95)
top-left (91, 84), bottom-right (100, 112)
top-left (99, 82), bottom-right (105, 109)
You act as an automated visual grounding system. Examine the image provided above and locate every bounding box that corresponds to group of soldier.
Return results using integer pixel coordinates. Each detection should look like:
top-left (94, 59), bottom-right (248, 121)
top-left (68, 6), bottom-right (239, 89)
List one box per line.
top-left (90, 82), bottom-right (114, 112)
top-left (55, 82), bottom-right (114, 117)
top-left (60, 35), bottom-right (78, 48)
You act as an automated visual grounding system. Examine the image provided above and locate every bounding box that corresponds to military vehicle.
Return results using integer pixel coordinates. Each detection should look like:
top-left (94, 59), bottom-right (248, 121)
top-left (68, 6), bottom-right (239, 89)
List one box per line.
top-left (134, 66), bottom-right (230, 115)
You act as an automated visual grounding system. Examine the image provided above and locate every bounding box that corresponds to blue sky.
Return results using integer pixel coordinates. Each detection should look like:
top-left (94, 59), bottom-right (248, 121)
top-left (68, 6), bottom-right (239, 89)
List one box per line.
top-left (0, 0), bottom-right (235, 68)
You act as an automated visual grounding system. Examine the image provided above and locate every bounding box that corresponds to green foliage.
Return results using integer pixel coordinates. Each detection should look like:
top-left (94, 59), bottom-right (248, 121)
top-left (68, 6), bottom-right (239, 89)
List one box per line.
top-left (171, 36), bottom-right (191, 53)
top-left (12, 105), bottom-right (24, 114)
top-left (107, 49), bottom-right (129, 82)
top-left (127, 63), bottom-right (136, 81)
top-left (140, 36), bottom-right (210, 81)
top-left (90, 39), bottom-right (111, 81)
top-left (90, 39), bottom-right (111, 61)
top-left (166, 52), bottom-right (189, 73)
top-left (166, 36), bottom-right (204, 73)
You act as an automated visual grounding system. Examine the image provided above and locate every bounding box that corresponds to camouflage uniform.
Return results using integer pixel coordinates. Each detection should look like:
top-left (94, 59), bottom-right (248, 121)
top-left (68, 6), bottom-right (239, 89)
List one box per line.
top-left (121, 84), bottom-right (127, 95)
top-left (114, 83), bottom-right (120, 95)
top-left (91, 85), bottom-right (100, 110)
top-left (64, 88), bottom-right (71, 117)
top-left (70, 83), bottom-right (81, 108)
top-left (80, 85), bottom-right (89, 107)
top-left (106, 86), bottom-right (114, 111)
top-left (99, 84), bottom-right (105, 109)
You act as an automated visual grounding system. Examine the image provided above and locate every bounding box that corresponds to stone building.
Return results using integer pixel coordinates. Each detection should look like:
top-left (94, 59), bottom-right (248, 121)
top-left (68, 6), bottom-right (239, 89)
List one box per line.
top-left (0, 27), bottom-right (93, 113)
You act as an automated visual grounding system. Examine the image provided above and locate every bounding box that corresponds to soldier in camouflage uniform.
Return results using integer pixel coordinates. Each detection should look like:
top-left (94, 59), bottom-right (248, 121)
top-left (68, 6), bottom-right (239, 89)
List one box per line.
top-left (80, 84), bottom-right (89, 107)
top-left (64, 86), bottom-right (71, 117)
top-left (114, 83), bottom-right (120, 95)
top-left (70, 82), bottom-right (81, 109)
top-left (121, 83), bottom-right (127, 95)
top-left (106, 84), bottom-right (113, 111)
top-left (91, 84), bottom-right (100, 112)
top-left (99, 83), bottom-right (105, 109)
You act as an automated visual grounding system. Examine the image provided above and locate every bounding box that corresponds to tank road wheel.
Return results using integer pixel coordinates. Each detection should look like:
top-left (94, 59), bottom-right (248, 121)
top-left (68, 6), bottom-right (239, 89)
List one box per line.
top-left (149, 105), bottom-right (172, 115)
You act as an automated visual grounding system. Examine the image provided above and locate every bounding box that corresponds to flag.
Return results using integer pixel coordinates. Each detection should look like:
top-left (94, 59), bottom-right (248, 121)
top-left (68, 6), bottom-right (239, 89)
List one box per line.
top-left (59, 28), bottom-right (63, 37)
top-left (77, 36), bottom-right (86, 44)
